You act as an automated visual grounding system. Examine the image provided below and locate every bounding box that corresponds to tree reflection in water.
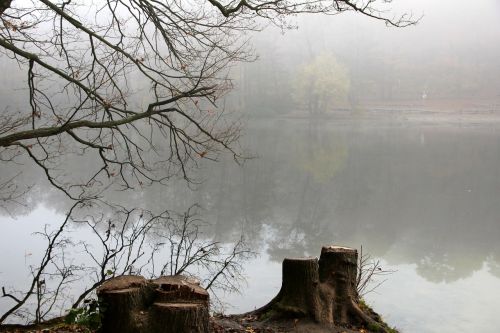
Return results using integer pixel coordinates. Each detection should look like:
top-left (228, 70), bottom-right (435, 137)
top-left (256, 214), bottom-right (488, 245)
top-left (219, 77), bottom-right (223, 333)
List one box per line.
top-left (2, 118), bottom-right (500, 328)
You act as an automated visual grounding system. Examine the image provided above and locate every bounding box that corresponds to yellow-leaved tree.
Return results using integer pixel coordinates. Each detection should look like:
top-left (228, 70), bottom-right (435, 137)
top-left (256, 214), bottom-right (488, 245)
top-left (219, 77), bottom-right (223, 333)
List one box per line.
top-left (294, 54), bottom-right (350, 114)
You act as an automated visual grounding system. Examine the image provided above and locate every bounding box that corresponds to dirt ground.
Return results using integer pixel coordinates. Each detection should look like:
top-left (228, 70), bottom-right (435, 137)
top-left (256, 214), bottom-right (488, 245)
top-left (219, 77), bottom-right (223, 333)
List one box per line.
top-left (0, 315), bottom-right (390, 333)
top-left (211, 314), bottom-right (381, 333)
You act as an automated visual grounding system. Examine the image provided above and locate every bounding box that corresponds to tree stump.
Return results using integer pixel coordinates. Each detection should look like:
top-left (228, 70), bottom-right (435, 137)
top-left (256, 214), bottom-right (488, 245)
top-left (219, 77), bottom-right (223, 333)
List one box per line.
top-left (148, 303), bottom-right (209, 333)
top-left (253, 245), bottom-right (386, 331)
top-left (262, 258), bottom-right (321, 318)
top-left (97, 275), bottom-right (209, 333)
top-left (97, 275), bottom-right (152, 333)
top-left (318, 246), bottom-right (361, 325)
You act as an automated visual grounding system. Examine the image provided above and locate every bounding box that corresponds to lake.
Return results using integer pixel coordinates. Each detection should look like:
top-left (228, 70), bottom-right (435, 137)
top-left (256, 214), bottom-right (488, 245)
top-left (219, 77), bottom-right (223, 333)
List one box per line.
top-left (2, 114), bottom-right (500, 332)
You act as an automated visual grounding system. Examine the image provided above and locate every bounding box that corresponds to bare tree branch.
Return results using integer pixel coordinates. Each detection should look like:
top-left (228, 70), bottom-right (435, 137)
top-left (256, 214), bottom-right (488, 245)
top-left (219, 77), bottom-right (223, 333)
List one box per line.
top-left (356, 245), bottom-right (396, 299)
top-left (0, 200), bottom-right (83, 324)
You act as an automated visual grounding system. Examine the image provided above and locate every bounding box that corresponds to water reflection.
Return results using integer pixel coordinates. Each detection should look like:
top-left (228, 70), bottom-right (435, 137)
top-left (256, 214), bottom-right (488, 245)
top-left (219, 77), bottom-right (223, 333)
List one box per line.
top-left (170, 119), bottom-right (500, 283)
top-left (2, 117), bottom-right (500, 332)
top-left (5, 118), bottom-right (500, 283)
top-left (193, 118), bottom-right (500, 332)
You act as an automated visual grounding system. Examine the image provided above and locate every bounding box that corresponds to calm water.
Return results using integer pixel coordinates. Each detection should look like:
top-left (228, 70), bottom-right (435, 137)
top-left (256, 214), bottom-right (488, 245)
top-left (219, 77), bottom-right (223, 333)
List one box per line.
top-left (2, 116), bottom-right (500, 332)
top-left (191, 118), bottom-right (500, 333)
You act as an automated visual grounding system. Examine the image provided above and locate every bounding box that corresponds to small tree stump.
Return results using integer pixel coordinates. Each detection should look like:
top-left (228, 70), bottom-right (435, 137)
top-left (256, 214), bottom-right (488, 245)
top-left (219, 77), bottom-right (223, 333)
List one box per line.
top-left (318, 246), bottom-right (359, 325)
top-left (258, 258), bottom-right (320, 318)
top-left (98, 276), bottom-right (152, 333)
top-left (148, 303), bottom-right (209, 333)
top-left (97, 275), bottom-right (209, 333)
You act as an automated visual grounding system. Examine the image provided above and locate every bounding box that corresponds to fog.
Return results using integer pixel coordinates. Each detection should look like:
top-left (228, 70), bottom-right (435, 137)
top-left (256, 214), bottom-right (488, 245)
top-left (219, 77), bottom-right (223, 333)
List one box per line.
top-left (227, 0), bottom-right (500, 114)
top-left (2, 0), bottom-right (500, 332)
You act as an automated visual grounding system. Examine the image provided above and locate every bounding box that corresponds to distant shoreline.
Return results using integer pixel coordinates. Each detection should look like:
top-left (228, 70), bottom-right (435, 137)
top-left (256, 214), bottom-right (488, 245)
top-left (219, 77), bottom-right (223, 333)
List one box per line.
top-left (247, 98), bottom-right (500, 126)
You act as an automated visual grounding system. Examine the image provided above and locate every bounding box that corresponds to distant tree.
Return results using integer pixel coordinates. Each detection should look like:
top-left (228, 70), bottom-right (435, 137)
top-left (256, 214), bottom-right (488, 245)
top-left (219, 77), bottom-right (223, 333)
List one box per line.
top-left (294, 54), bottom-right (351, 114)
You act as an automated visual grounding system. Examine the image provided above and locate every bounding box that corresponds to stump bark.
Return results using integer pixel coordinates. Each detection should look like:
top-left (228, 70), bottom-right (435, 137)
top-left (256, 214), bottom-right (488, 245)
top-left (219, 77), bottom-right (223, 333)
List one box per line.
top-left (271, 258), bottom-right (321, 318)
top-left (97, 275), bottom-right (209, 333)
top-left (253, 245), bottom-right (386, 331)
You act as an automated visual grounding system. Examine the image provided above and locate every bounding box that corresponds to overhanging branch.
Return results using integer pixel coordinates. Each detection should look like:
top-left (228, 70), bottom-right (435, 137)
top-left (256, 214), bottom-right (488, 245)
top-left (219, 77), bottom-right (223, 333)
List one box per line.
top-left (0, 86), bottom-right (214, 147)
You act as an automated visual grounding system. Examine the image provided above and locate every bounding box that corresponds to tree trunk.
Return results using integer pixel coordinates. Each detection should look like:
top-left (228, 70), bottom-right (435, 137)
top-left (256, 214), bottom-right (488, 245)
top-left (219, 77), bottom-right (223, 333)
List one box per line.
top-left (255, 258), bottom-right (321, 318)
top-left (318, 245), bottom-right (361, 325)
top-left (252, 245), bottom-right (386, 331)
top-left (97, 275), bottom-right (209, 333)
top-left (148, 303), bottom-right (209, 333)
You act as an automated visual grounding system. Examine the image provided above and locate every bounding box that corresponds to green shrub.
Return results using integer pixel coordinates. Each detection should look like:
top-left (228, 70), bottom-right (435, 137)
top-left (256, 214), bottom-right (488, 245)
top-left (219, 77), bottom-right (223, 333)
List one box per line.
top-left (65, 299), bottom-right (102, 330)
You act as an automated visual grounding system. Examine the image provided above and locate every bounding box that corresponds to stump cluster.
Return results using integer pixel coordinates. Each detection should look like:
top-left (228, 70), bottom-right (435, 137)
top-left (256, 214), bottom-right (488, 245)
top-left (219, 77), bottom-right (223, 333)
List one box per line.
top-left (253, 246), bottom-right (384, 330)
top-left (97, 245), bottom-right (387, 333)
top-left (97, 275), bottom-right (209, 333)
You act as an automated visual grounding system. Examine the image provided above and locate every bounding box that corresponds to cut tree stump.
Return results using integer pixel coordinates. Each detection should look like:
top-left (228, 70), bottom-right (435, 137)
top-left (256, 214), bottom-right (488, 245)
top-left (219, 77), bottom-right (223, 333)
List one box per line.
top-left (148, 303), bottom-right (209, 333)
top-left (252, 245), bottom-right (387, 332)
top-left (266, 258), bottom-right (321, 319)
top-left (97, 275), bottom-right (209, 333)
